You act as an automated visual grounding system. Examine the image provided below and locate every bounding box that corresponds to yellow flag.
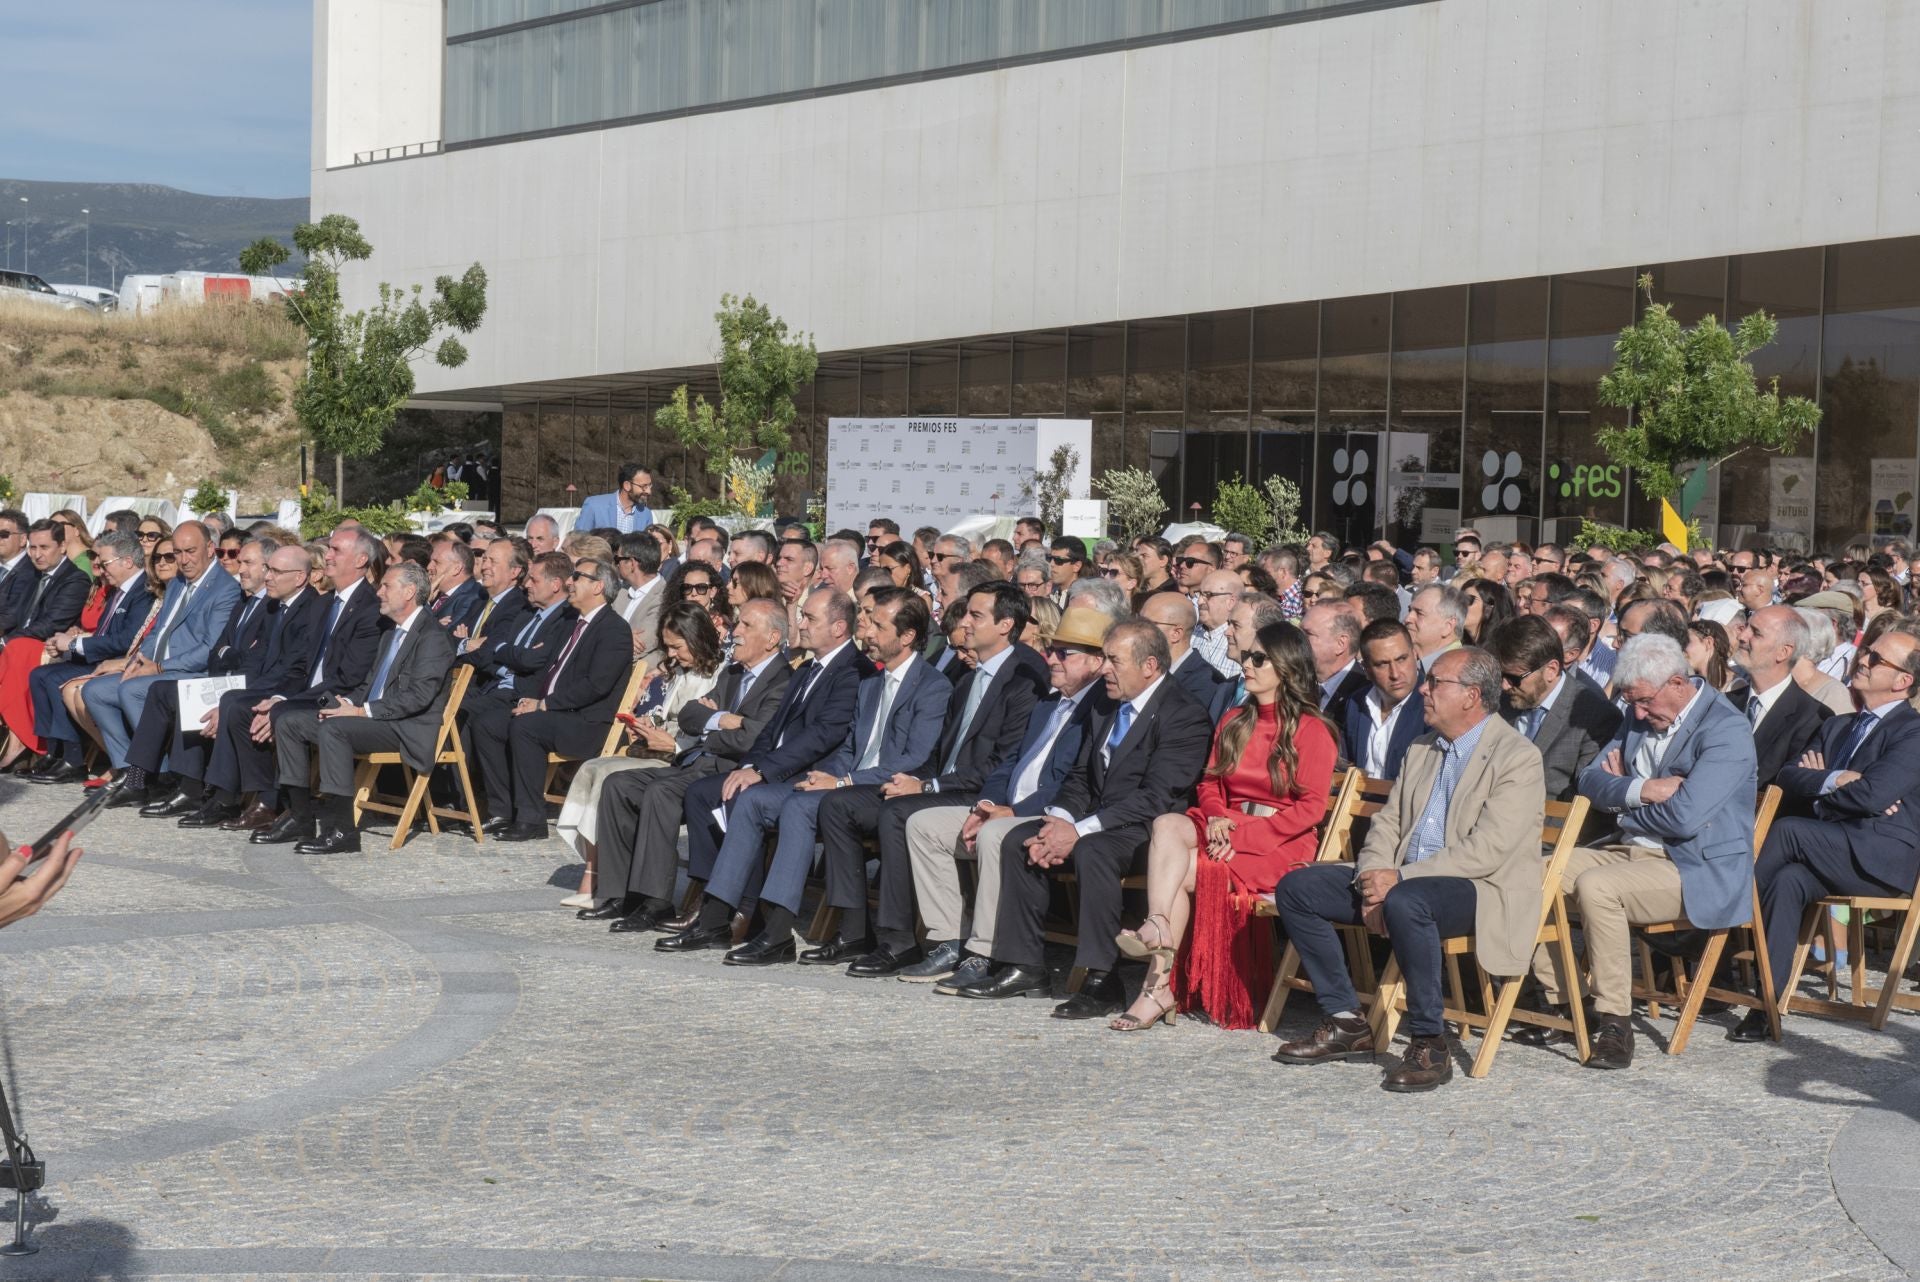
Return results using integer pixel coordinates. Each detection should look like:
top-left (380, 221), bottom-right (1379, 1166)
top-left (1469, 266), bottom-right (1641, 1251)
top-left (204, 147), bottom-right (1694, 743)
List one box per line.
top-left (1660, 498), bottom-right (1689, 552)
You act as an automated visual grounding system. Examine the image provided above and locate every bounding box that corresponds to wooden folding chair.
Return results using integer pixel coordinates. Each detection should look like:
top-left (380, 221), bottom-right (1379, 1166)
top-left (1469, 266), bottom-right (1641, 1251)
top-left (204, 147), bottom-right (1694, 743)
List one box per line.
top-left (542, 660), bottom-right (650, 804)
top-left (1629, 785), bottom-right (1784, 1053)
top-left (1370, 796), bottom-right (1592, 1079)
top-left (350, 665), bottom-right (484, 850)
top-left (1778, 817), bottom-right (1920, 1032)
top-left (1254, 769), bottom-right (1372, 1033)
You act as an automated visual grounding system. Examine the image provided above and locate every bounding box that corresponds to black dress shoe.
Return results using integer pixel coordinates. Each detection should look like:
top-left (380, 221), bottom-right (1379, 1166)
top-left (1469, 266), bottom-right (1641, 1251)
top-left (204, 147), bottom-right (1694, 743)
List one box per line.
top-left (724, 930), bottom-right (797, 967)
top-left (25, 761), bottom-right (84, 786)
top-left (950, 963), bottom-right (1052, 1000)
top-left (608, 904), bottom-right (672, 934)
top-left (295, 827), bottom-right (362, 855)
top-left (140, 789), bottom-right (200, 818)
top-left (481, 817), bottom-right (513, 836)
top-left (1052, 970), bottom-right (1124, 1020)
top-left (575, 900), bottom-right (629, 921)
top-left (654, 923), bottom-right (733, 952)
top-left (105, 785), bottom-right (149, 809)
top-left (810, 936), bottom-right (884, 969)
top-left (220, 803), bottom-right (279, 832)
top-left (493, 823), bottom-right (547, 842)
top-left (1510, 1004), bottom-right (1580, 1047)
top-left (178, 801), bottom-right (244, 829)
top-left (1587, 1015), bottom-right (1634, 1069)
top-left (252, 813), bottom-right (317, 845)
top-left (1726, 1008), bottom-right (1772, 1043)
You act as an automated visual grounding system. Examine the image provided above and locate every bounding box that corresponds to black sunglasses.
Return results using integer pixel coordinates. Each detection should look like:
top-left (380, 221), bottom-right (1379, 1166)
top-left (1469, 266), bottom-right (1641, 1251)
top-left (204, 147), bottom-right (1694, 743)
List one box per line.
top-left (1048, 554), bottom-right (1077, 565)
top-left (684, 582), bottom-right (716, 595)
top-left (153, 552), bottom-right (178, 564)
top-left (1174, 556), bottom-right (1215, 570)
top-left (1242, 651), bottom-right (1271, 669)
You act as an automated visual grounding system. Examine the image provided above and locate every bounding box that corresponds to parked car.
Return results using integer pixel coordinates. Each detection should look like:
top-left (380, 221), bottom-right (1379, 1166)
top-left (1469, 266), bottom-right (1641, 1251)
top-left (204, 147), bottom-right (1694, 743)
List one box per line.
top-left (0, 271), bottom-right (93, 311)
top-left (49, 284), bottom-right (116, 311)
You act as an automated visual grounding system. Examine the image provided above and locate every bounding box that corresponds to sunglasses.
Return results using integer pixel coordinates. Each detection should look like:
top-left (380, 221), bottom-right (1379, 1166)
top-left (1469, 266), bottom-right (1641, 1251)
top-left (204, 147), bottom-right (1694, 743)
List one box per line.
top-left (1200, 589), bottom-right (1238, 601)
top-left (1500, 663), bottom-right (1546, 688)
top-left (1242, 651), bottom-right (1271, 669)
top-left (153, 552), bottom-right (178, 564)
top-left (684, 582), bottom-right (716, 595)
top-left (1859, 650), bottom-right (1901, 674)
top-left (138, 530), bottom-right (164, 542)
top-left (1043, 645), bottom-right (1098, 663)
top-left (1048, 554), bottom-right (1077, 565)
top-left (1174, 556), bottom-right (1215, 570)
top-left (217, 548), bottom-right (242, 561)
top-left (929, 552), bottom-right (960, 563)
top-left (1099, 568), bottom-right (1124, 578)
top-left (568, 571), bottom-right (596, 582)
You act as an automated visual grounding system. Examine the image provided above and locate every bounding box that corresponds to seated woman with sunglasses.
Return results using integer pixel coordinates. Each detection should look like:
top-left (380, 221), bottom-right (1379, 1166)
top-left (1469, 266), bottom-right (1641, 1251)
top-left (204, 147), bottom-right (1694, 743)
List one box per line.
top-left (557, 602), bottom-right (724, 908)
top-left (1111, 623), bottom-right (1338, 1031)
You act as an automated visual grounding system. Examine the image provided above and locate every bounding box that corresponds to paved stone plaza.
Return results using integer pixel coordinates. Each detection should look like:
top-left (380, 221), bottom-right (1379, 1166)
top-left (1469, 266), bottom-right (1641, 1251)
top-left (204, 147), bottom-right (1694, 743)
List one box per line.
top-left (0, 780), bottom-right (1915, 1281)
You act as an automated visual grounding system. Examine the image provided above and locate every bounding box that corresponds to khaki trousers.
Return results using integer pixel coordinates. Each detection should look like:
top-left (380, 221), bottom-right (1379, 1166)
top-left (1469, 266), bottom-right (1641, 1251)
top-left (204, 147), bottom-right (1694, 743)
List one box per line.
top-left (903, 807), bottom-right (1025, 955)
top-left (1530, 843), bottom-right (1685, 1017)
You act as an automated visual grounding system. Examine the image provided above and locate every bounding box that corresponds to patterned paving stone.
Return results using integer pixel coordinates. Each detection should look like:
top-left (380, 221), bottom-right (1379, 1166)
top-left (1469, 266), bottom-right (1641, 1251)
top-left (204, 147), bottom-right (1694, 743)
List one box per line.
top-left (0, 781), bottom-right (1909, 1281)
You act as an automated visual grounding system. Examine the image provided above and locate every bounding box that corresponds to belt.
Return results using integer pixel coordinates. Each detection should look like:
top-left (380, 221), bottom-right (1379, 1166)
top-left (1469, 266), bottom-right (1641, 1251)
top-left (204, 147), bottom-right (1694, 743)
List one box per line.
top-left (1238, 802), bottom-right (1277, 817)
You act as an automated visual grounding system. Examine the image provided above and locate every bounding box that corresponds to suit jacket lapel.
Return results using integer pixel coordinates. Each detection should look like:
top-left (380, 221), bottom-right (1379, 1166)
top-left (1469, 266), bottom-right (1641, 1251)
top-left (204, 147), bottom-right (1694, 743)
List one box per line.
top-left (1106, 684), bottom-right (1161, 771)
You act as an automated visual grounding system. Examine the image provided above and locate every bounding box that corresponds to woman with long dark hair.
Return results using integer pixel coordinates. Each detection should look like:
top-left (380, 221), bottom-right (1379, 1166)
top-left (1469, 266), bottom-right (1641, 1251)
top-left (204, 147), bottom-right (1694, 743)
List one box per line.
top-left (1460, 578), bottom-right (1516, 645)
top-left (1109, 622), bottom-right (1338, 1031)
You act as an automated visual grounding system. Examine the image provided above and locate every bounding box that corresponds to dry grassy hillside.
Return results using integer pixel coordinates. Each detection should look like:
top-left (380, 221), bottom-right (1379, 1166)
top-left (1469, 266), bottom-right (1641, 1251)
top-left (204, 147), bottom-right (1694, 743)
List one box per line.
top-left (0, 300), bottom-right (306, 506)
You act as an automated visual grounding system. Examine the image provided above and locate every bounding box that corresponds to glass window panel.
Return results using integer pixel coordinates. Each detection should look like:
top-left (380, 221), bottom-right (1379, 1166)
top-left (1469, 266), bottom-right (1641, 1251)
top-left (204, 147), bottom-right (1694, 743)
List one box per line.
top-left (959, 341), bottom-right (1012, 416)
top-left (860, 350), bottom-right (909, 416)
top-left (1644, 258), bottom-right (1727, 329)
top-left (1012, 332), bottom-right (1067, 415)
top-left (1185, 309), bottom-right (1251, 519)
top-left (536, 402), bottom-right (576, 511)
top-left (1818, 238), bottom-right (1920, 551)
top-left (1387, 286), bottom-right (1466, 550)
top-left (1721, 248), bottom-right (1822, 551)
top-left (1251, 302), bottom-right (1318, 530)
top-left (1546, 269), bottom-right (1635, 532)
top-left (908, 346), bottom-right (958, 416)
top-left (1317, 295), bottom-right (1389, 548)
top-left (501, 406), bottom-right (540, 522)
top-left (1126, 317), bottom-right (1185, 414)
top-left (1464, 278), bottom-right (1547, 533)
top-left (577, 399), bottom-right (613, 493)
top-left (1066, 325), bottom-right (1124, 416)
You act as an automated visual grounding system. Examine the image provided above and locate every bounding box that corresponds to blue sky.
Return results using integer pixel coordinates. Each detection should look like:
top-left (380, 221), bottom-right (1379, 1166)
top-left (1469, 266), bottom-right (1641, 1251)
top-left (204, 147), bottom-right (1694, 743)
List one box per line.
top-left (2, 1), bottom-right (310, 197)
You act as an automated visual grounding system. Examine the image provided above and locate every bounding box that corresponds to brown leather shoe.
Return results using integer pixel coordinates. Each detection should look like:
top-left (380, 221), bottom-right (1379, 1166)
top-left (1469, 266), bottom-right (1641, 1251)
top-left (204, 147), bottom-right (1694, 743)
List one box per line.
top-left (220, 803), bottom-right (280, 832)
top-left (1587, 1014), bottom-right (1634, 1070)
top-left (1381, 1034), bottom-right (1454, 1092)
top-left (1272, 1014), bottom-right (1376, 1065)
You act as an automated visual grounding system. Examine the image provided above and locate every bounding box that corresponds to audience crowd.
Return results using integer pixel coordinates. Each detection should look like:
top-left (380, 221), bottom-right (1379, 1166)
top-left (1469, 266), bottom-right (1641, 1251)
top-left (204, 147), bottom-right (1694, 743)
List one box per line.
top-left (7, 467), bottom-right (1920, 1093)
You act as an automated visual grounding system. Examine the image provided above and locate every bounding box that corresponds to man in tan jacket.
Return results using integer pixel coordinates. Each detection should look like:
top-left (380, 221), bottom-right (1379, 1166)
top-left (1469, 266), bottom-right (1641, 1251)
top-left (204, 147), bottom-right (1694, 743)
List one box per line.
top-left (1272, 647), bottom-right (1546, 1092)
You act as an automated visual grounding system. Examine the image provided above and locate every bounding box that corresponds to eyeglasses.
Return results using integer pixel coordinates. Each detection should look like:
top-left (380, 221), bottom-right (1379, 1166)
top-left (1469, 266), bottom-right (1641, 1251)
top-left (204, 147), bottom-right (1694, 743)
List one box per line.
top-left (615, 554), bottom-right (636, 564)
top-left (0, 529), bottom-right (21, 540)
top-left (153, 552), bottom-right (178, 564)
top-left (1500, 663), bottom-right (1546, 689)
top-left (1174, 556), bottom-right (1215, 570)
top-left (568, 571), bottom-right (596, 582)
top-left (684, 582), bottom-right (716, 596)
top-left (1453, 545), bottom-right (1476, 555)
top-left (1048, 554), bottom-right (1076, 565)
top-left (929, 552), bottom-right (960, 563)
top-left (138, 530), bottom-right (163, 542)
top-left (1043, 645), bottom-right (1097, 663)
top-left (1200, 589), bottom-right (1238, 601)
top-left (1859, 650), bottom-right (1901, 674)
top-left (217, 548), bottom-right (242, 561)
top-left (1242, 651), bottom-right (1271, 670)
top-left (266, 565), bottom-right (305, 576)
top-left (1533, 556), bottom-right (1562, 569)
top-left (1422, 675), bottom-right (1471, 691)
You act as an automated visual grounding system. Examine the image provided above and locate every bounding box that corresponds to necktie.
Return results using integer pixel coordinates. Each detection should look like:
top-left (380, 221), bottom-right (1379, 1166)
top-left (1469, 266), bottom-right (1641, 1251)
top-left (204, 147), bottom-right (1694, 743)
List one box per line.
top-left (1526, 706), bottom-right (1547, 741)
top-left (92, 587), bottom-right (121, 637)
top-left (23, 573), bottom-right (51, 622)
top-left (430, 592), bottom-right (447, 613)
top-left (729, 664), bottom-right (754, 713)
top-left (1834, 712), bottom-right (1877, 770)
top-left (309, 592), bottom-right (347, 685)
top-left (153, 575), bottom-right (200, 661)
top-left (471, 598), bottom-right (496, 638)
top-left (1011, 698), bottom-right (1072, 802)
top-left (941, 669), bottom-right (991, 773)
top-left (1102, 702), bottom-right (1135, 766)
top-left (542, 617), bottom-right (589, 696)
top-left (1747, 695), bottom-right (1764, 731)
top-left (366, 629), bottom-right (404, 703)
top-left (858, 671), bottom-right (899, 771)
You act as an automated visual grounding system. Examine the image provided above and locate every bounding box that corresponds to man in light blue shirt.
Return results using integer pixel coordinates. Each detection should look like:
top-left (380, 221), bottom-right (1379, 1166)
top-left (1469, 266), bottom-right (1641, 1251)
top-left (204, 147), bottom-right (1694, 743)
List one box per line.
top-left (575, 462), bottom-right (655, 533)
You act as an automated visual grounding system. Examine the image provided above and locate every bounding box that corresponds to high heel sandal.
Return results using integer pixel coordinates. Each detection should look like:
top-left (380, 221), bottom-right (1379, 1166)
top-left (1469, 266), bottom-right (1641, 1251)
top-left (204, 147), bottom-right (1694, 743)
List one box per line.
top-left (1109, 978), bottom-right (1177, 1032)
top-left (1116, 912), bottom-right (1176, 962)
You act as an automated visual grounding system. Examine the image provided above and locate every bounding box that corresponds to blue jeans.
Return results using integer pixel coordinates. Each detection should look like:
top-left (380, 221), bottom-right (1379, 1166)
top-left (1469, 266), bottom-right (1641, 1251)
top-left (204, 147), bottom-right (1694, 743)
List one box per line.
top-left (1274, 863), bottom-right (1477, 1038)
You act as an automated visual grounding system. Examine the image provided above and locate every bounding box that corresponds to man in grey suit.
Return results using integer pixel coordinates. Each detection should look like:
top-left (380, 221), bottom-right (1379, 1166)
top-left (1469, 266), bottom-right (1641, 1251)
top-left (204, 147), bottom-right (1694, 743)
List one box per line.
top-left (609, 532), bottom-right (665, 671)
top-left (270, 562), bottom-right (456, 855)
top-left (1524, 633), bottom-right (1757, 1069)
top-left (588, 598), bottom-right (793, 932)
top-left (1489, 615), bottom-right (1621, 801)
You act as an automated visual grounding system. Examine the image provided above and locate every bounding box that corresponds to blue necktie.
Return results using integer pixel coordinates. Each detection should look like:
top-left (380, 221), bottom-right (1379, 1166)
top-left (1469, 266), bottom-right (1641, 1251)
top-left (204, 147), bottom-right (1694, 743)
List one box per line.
top-left (1834, 713), bottom-right (1877, 770)
top-left (1103, 702), bottom-right (1135, 764)
top-left (366, 631), bottom-right (403, 703)
top-left (310, 593), bottom-right (346, 683)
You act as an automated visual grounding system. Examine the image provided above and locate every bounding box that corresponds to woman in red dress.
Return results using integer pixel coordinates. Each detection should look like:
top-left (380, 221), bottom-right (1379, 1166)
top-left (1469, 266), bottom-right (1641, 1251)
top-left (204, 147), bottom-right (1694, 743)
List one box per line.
top-left (1110, 622), bottom-right (1337, 1031)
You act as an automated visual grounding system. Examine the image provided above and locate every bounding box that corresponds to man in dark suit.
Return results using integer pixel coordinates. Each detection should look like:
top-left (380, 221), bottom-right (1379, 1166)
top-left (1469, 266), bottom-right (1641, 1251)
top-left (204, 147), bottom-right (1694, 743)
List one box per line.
top-left (1489, 615), bottom-right (1621, 801)
top-left (230, 529), bottom-right (388, 842)
top-left (1731, 626), bottom-right (1920, 1041)
top-left (452, 538), bottom-right (531, 679)
top-left (270, 561), bottom-right (457, 854)
top-left (1303, 601), bottom-right (1370, 728)
top-left (130, 536), bottom-right (283, 817)
top-left (1, 520), bottom-right (90, 642)
top-left (1343, 618), bottom-right (1426, 781)
top-left (897, 607), bottom-right (1115, 991)
top-left (460, 551), bottom-right (578, 825)
top-left (820, 582), bottom-right (1048, 973)
top-left (0, 511), bottom-right (32, 629)
top-left (658, 585), bottom-right (866, 951)
top-left (955, 619), bottom-right (1214, 1018)
top-left (25, 529), bottom-right (153, 783)
top-left (1140, 591), bottom-right (1232, 723)
top-left (586, 598), bottom-right (793, 931)
top-left (1729, 605), bottom-right (1833, 793)
top-left (426, 536), bottom-right (486, 635)
top-left (491, 556), bottom-right (635, 842)
top-left (718, 588), bottom-right (952, 966)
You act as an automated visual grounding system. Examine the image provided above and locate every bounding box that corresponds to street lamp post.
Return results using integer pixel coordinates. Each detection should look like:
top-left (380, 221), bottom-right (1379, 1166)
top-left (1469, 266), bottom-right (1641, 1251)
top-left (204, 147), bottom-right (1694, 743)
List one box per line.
top-left (80, 209), bottom-right (89, 288)
top-left (16, 198), bottom-right (26, 275)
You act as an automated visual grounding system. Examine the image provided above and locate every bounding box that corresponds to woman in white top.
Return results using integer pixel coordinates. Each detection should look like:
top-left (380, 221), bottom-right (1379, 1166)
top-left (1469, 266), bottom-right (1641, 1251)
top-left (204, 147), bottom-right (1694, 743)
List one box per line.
top-left (557, 602), bottom-right (723, 907)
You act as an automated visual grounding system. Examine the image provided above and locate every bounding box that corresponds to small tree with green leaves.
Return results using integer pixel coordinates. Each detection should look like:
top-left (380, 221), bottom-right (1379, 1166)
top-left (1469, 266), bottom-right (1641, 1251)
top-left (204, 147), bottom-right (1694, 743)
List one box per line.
top-left (1210, 474), bottom-right (1271, 543)
top-left (1020, 445), bottom-right (1081, 530)
top-left (241, 214), bottom-right (488, 502)
top-left (1596, 274), bottom-right (1820, 507)
top-left (187, 479), bottom-right (228, 517)
top-left (657, 294), bottom-right (819, 479)
top-left (1094, 467), bottom-right (1168, 541)
top-left (1264, 474), bottom-right (1309, 545)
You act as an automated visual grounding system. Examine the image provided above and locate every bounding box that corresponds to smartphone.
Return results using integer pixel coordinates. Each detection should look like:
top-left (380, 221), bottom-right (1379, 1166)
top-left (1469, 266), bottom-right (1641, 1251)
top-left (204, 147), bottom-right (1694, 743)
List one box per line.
top-left (19, 785), bottom-right (113, 867)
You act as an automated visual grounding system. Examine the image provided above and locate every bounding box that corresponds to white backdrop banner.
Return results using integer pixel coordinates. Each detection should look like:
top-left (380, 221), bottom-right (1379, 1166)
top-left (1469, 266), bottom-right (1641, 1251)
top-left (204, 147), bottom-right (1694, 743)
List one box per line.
top-left (826, 418), bottom-right (1093, 533)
